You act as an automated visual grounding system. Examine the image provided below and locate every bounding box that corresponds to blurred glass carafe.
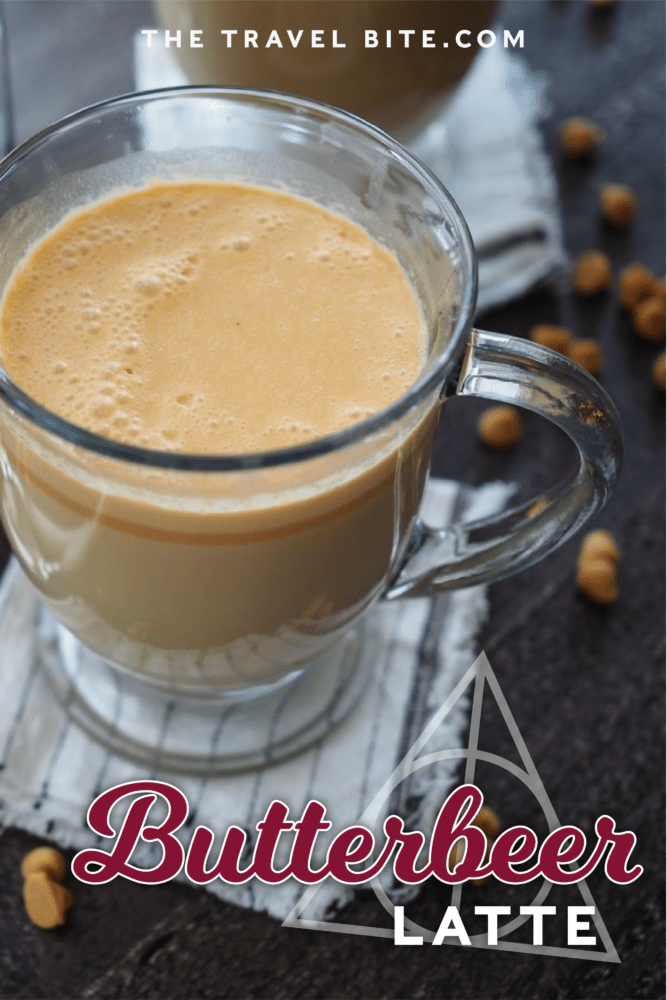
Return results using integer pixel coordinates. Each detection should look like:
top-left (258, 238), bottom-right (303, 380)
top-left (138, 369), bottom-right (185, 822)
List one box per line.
top-left (0, 2), bottom-right (12, 154)
top-left (153, 1), bottom-right (496, 139)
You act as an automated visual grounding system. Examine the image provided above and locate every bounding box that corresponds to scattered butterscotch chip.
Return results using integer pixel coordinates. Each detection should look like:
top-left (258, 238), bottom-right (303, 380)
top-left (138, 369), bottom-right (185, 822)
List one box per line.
top-left (577, 557), bottom-right (619, 604)
top-left (633, 297), bottom-right (666, 342)
top-left (573, 250), bottom-right (612, 295)
top-left (654, 278), bottom-right (666, 300)
top-left (652, 351), bottom-right (666, 392)
top-left (529, 324), bottom-right (572, 355)
top-left (600, 184), bottom-right (637, 227)
top-left (559, 117), bottom-right (603, 158)
top-left (23, 873), bottom-right (73, 930)
top-left (21, 846), bottom-right (67, 884)
top-left (577, 529), bottom-right (619, 604)
top-left (477, 405), bottom-right (522, 449)
top-left (578, 529), bottom-right (620, 566)
top-left (619, 263), bottom-right (656, 309)
top-left (472, 806), bottom-right (502, 841)
top-left (568, 339), bottom-right (603, 375)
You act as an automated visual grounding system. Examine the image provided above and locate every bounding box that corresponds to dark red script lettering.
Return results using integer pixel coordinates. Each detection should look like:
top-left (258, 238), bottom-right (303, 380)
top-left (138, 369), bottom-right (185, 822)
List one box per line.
top-left (71, 781), bottom-right (643, 888)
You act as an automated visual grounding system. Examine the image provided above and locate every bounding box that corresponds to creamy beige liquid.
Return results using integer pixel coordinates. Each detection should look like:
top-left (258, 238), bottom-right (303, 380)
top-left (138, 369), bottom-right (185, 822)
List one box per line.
top-left (1, 182), bottom-right (425, 453)
top-left (0, 182), bottom-right (437, 690)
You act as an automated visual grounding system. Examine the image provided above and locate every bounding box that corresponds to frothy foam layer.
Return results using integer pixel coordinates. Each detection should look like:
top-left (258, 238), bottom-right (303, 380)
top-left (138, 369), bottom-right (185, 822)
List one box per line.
top-left (0, 182), bottom-right (426, 453)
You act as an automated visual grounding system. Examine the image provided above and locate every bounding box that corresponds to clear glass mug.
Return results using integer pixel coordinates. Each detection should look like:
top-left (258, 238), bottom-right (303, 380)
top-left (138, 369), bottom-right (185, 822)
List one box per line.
top-left (0, 89), bottom-right (622, 773)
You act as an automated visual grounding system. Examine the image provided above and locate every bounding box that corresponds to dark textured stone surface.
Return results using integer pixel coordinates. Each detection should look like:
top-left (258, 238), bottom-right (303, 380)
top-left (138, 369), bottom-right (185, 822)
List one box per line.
top-left (0, 2), bottom-right (664, 998)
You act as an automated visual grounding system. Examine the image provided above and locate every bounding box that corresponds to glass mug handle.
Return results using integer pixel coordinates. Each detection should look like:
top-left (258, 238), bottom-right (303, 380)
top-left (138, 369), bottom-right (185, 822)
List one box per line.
top-left (385, 328), bottom-right (623, 598)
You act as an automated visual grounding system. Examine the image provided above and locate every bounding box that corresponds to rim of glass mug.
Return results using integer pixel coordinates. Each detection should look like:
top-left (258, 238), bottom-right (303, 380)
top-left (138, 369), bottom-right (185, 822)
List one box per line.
top-left (0, 85), bottom-right (477, 472)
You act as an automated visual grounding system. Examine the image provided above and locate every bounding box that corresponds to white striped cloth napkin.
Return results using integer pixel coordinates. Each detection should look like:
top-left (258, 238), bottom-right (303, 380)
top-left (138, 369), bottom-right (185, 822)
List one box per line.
top-left (0, 478), bottom-right (511, 921)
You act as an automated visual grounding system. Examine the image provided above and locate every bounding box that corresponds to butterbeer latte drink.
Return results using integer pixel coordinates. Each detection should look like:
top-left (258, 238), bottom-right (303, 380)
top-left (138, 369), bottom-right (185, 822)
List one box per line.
top-left (0, 181), bottom-right (437, 688)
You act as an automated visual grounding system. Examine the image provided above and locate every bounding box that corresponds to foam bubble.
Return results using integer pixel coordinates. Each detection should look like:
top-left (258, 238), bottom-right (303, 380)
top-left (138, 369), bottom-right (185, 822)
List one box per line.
top-left (134, 276), bottom-right (161, 297)
top-left (0, 181), bottom-right (426, 454)
top-left (90, 397), bottom-right (115, 419)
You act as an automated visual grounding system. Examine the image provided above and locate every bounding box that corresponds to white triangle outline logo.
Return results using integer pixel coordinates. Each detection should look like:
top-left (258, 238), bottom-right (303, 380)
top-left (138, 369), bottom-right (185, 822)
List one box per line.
top-left (282, 651), bottom-right (620, 963)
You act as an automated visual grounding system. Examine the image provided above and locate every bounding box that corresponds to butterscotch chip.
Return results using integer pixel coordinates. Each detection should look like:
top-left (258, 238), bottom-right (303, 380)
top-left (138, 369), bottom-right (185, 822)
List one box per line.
top-left (477, 405), bottom-right (522, 449)
top-left (619, 263), bottom-right (656, 309)
top-left (23, 873), bottom-right (73, 930)
top-left (529, 324), bottom-right (572, 355)
top-left (559, 117), bottom-right (603, 158)
top-left (573, 251), bottom-right (612, 295)
top-left (472, 806), bottom-right (502, 840)
top-left (577, 558), bottom-right (619, 604)
top-left (654, 278), bottom-right (666, 300)
top-left (578, 529), bottom-right (620, 566)
top-left (600, 184), bottom-right (637, 227)
top-left (652, 351), bottom-right (666, 392)
top-left (568, 339), bottom-right (603, 375)
top-left (21, 846), bottom-right (67, 884)
top-left (633, 297), bottom-right (666, 342)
